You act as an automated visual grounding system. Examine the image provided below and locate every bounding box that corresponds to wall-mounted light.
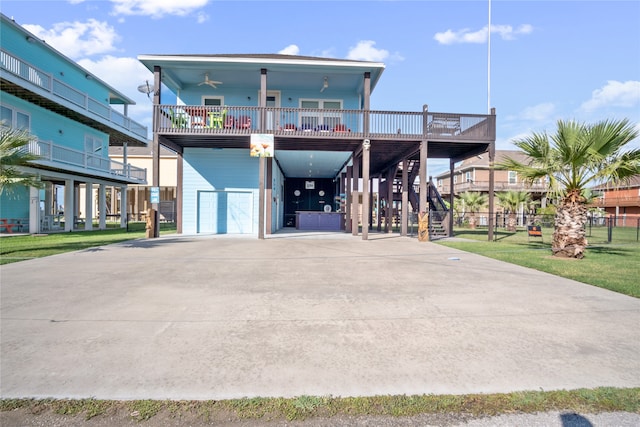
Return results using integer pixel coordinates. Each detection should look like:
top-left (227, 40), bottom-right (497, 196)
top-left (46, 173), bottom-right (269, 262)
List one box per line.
top-left (247, 96), bottom-right (251, 100)
top-left (288, 97), bottom-right (292, 102)
top-left (85, 74), bottom-right (93, 80)
top-left (320, 76), bottom-right (329, 93)
top-left (26, 36), bottom-right (36, 43)
top-left (58, 129), bottom-right (64, 135)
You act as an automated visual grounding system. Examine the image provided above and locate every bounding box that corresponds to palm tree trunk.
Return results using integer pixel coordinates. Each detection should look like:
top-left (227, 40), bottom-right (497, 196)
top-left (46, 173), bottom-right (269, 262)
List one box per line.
top-left (507, 213), bottom-right (517, 232)
top-left (552, 190), bottom-right (588, 258)
top-left (469, 213), bottom-right (477, 229)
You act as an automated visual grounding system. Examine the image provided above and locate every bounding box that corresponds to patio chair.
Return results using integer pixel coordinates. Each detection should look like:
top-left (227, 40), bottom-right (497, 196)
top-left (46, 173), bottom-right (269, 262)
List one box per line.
top-left (224, 115), bottom-right (236, 128)
top-left (236, 115), bottom-right (252, 129)
top-left (168, 108), bottom-right (188, 128)
top-left (208, 108), bottom-right (227, 129)
top-left (333, 124), bottom-right (349, 132)
top-left (283, 123), bottom-right (297, 131)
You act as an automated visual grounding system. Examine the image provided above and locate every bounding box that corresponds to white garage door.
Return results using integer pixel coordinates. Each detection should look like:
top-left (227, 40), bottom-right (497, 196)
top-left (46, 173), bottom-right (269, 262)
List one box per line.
top-left (198, 191), bottom-right (253, 234)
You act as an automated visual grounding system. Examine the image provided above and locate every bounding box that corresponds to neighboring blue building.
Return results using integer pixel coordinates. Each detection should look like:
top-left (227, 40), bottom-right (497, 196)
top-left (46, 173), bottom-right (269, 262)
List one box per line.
top-left (138, 54), bottom-right (496, 239)
top-left (0, 14), bottom-right (147, 234)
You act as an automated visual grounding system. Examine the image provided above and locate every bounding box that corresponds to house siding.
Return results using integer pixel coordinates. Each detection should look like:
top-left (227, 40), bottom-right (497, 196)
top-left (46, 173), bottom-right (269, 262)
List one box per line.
top-left (182, 148), bottom-right (259, 235)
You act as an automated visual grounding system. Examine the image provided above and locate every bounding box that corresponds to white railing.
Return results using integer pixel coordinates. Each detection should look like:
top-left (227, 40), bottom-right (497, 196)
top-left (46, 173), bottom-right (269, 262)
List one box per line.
top-left (26, 139), bottom-right (147, 183)
top-left (1, 49), bottom-right (148, 140)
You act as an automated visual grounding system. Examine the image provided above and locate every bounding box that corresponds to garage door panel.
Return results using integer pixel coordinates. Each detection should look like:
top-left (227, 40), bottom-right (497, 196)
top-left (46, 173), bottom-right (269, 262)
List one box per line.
top-left (198, 191), bottom-right (253, 234)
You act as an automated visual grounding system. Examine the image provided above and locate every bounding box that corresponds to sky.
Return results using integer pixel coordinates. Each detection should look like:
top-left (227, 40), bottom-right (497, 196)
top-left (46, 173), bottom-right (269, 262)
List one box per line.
top-left (1, 0), bottom-right (639, 175)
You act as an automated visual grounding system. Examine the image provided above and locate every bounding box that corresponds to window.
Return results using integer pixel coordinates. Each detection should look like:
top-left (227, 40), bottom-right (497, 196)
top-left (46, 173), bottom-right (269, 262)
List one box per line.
top-left (203, 97), bottom-right (223, 106)
top-left (1, 104), bottom-right (30, 130)
top-left (85, 134), bottom-right (104, 168)
top-left (453, 175), bottom-right (458, 184)
top-left (299, 99), bottom-right (343, 129)
top-left (465, 171), bottom-right (473, 182)
top-left (508, 171), bottom-right (517, 184)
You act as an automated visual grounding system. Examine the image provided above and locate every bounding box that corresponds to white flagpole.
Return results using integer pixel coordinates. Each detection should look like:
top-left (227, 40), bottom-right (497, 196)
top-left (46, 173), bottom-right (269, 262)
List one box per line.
top-left (487, 0), bottom-right (492, 114)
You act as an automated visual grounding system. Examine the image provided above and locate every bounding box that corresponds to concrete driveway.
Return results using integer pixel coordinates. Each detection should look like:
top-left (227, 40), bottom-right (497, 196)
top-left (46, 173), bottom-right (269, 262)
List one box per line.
top-left (1, 232), bottom-right (639, 400)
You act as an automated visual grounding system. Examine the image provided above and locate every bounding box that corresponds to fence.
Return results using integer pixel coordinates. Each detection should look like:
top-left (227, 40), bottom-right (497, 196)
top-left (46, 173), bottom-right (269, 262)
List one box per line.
top-left (452, 212), bottom-right (639, 244)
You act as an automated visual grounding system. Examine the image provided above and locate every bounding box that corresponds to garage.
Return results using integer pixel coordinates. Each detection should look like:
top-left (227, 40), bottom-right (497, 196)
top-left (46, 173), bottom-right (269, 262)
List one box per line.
top-left (197, 190), bottom-right (253, 234)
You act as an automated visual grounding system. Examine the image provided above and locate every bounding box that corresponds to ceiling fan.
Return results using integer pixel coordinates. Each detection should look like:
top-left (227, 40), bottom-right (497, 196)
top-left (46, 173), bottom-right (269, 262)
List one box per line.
top-left (198, 73), bottom-right (222, 89)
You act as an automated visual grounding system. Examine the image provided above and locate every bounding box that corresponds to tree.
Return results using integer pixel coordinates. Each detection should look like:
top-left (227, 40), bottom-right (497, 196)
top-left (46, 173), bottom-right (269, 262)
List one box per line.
top-left (457, 191), bottom-right (488, 229)
top-left (0, 124), bottom-right (42, 197)
top-left (499, 118), bottom-right (640, 258)
top-left (497, 191), bottom-right (532, 232)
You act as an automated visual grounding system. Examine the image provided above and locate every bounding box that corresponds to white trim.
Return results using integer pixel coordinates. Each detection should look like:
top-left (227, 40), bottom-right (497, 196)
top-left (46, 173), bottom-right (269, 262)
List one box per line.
top-left (137, 54), bottom-right (386, 70)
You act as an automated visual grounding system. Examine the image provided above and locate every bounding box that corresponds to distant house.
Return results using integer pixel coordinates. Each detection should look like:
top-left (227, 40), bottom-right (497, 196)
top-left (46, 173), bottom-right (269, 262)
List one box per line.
top-left (108, 145), bottom-right (177, 221)
top-left (0, 14), bottom-right (147, 234)
top-left (138, 53), bottom-right (496, 238)
top-left (435, 149), bottom-right (548, 203)
top-left (592, 175), bottom-right (640, 226)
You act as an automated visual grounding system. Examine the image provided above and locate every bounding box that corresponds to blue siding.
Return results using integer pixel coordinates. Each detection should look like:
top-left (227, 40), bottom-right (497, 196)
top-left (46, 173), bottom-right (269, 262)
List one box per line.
top-left (183, 148), bottom-right (259, 235)
top-left (2, 17), bottom-right (125, 107)
top-left (2, 92), bottom-right (108, 153)
top-left (0, 186), bottom-right (30, 220)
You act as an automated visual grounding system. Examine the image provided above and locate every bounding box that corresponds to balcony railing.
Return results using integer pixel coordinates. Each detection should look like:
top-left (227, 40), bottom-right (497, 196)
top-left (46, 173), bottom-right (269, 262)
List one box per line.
top-left (1, 49), bottom-right (148, 140)
top-left (155, 105), bottom-right (495, 141)
top-left (26, 139), bottom-right (146, 183)
top-left (436, 180), bottom-right (548, 194)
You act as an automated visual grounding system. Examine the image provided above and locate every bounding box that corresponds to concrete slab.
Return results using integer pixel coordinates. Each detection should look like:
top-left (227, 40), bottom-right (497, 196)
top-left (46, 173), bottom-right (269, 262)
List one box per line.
top-left (1, 232), bottom-right (639, 400)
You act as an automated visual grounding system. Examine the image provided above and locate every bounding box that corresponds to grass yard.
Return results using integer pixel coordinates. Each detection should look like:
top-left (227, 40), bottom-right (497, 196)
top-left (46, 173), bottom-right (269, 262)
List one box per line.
top-left (436, 227), bottom-right (640, 298)
top-left (0, 222), bottom-right (176, 265)
top-left (1, 387), bottom-right (639, 423)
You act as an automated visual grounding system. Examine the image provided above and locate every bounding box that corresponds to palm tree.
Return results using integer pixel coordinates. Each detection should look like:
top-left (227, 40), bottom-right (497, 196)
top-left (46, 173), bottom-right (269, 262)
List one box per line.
top-left (497, 191), bottom-right (532, 232)
top-left (499, 118), bottom-right (640, 258)
top-left (457, 191), bottom-right (488, 229)
top-left (0, 124), bottom-right (42, 197)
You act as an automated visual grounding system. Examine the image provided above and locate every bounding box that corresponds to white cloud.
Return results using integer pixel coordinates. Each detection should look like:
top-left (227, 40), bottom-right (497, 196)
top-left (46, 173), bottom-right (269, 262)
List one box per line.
top-left (196, 11), bottom-right (209, 24)
top-left (579, 80), bottom-right (640, 112)
top-left (520, 102), bottom-right (556, 121)
top-left (110, 0), bottom-right (210, 19)
top-left (278, 44), bottom-right (300, 55)
top-left (23, 20), bottom-right (120, 59)
top-left (78, 56), bottom-right (155, 131)
top-left (346, 40), bottom-right (389, 62)
top-left (434, 24), bottom-right (533, 45)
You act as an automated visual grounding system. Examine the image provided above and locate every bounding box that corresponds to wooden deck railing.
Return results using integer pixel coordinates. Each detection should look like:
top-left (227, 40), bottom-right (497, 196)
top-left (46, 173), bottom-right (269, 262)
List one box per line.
top-left (155, 105), bottom-right (495, 141)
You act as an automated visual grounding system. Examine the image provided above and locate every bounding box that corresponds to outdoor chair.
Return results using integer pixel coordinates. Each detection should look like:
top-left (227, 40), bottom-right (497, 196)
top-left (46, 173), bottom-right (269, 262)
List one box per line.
top-left (236, 115), bottom-right (252, 129)
top-left (207, 108), bottom-right (227, 129)
top-left (168, 108), bottom-right (188, 128)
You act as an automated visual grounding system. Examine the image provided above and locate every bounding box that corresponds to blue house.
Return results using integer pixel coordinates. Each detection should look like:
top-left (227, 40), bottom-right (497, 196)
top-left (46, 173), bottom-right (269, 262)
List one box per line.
top-left (0, 14), bottom-right (148, 234)
top-left (138, 54), bottom-right (497, 239)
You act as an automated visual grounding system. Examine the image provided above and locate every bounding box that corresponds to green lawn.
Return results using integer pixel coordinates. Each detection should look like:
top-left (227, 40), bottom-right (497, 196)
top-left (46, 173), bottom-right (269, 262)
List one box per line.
top-left (0, 222), bottom-right (175, 265)
top-left (436, 227), bottom-right (640, 298)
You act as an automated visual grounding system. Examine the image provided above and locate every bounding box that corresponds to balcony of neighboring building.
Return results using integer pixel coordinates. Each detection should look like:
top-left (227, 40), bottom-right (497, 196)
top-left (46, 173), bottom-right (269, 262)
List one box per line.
top-left (26, 138), bottom-right (147, 184)
top-left (0, 49), bottom-right (148, 146)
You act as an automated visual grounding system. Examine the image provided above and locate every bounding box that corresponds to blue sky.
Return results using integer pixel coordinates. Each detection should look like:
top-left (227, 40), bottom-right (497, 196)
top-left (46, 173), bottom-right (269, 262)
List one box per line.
top-left (2, 0), bottom-right (639, 175)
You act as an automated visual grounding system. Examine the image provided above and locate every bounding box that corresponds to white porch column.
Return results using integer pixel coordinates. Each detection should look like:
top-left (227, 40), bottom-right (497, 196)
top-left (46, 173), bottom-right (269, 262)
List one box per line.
top-left (120, 185), bottom-right (127, 228)
top-left (64, 179), bottom-right (74, 232)
top-left (29, 186), bottom-right (40, 234)
top-left (99, 183), bottom-right (107, 229)
top-left (84, 182), bottom-right (93, 231)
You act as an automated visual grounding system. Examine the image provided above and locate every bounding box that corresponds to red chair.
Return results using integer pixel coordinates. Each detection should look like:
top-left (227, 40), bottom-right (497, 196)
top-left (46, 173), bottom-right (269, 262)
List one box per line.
top-left (333, 124), bottom-right (349, 132)
top-left (283, 123), bottom-right (297, 131)
top-left (224, 115), bottom-right (236, 128)
top-left (237, 115), bottom-right (252, 129)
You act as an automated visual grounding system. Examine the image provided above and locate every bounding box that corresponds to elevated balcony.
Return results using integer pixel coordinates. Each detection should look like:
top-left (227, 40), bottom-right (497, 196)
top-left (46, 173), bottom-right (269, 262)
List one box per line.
top-left (155, 105), bottom-right (496, 175)
top-left (437, 180), bottom-right (548, 195)
top-left (26, 139), bottom-right (147, 184)
top-left (0, 49), bottom-right (147, 145)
